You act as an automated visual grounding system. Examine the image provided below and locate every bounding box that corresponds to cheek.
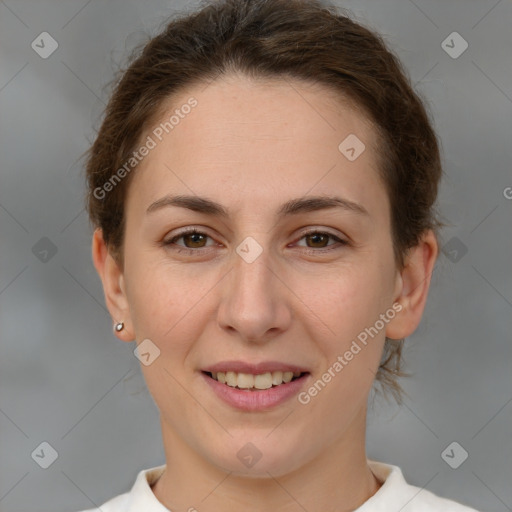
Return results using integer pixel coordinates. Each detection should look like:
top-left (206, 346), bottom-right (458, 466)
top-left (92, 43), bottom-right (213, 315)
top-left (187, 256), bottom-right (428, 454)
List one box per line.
top-left (124, 251), bottom-right (206, 336)
top-left (305, 275), bottom-right (387, 404)
top-left (305, 263), bottom-right (388, 337)
top-left (124, 258), bottom-right (230, 382)
top-left (303, 263), bottom-right (391, 389)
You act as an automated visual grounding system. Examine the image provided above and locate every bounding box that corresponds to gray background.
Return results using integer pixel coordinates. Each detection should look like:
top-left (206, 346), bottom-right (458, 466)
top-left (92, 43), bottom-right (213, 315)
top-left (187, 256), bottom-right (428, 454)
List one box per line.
top-left (0, 0), bottom-right (511, 511)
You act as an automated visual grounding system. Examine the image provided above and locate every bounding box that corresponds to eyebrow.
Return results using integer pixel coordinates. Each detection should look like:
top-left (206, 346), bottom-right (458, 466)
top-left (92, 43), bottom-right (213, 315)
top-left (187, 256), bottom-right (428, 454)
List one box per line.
top-left (146, 194), bottom-right (369, 217)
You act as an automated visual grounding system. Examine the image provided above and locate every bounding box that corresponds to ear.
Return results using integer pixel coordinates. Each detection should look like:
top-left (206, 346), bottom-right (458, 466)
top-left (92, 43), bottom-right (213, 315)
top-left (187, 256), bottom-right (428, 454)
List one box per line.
top-left (385, 229), bottom-right (439, 340)
top-left (91, 228), bottom-right (135, 342)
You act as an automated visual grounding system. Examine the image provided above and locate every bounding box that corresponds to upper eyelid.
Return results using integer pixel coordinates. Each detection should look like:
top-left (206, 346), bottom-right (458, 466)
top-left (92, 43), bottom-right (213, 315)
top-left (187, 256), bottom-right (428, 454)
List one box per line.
top-left (167, 227), bottom-right (214, 242)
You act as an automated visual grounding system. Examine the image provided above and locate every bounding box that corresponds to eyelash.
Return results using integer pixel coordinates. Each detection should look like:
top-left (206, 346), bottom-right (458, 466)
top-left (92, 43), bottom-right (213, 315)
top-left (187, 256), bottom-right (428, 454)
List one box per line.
top-left (162, 227), bottom-right (348, 256)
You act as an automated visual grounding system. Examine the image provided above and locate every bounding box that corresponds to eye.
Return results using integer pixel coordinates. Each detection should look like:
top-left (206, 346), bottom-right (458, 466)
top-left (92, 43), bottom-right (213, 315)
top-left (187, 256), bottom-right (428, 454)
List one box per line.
top-left (162, 227), bottom-right (348, 256)
top-left (162, 228), bottom-right (215, 254)
top-left (295, 229), bottom-right (348, 252)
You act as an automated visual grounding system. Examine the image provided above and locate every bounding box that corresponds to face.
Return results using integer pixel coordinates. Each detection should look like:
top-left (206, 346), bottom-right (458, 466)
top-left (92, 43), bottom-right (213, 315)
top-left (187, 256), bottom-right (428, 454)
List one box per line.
top-left (107, 74), bottom-right (407, 477)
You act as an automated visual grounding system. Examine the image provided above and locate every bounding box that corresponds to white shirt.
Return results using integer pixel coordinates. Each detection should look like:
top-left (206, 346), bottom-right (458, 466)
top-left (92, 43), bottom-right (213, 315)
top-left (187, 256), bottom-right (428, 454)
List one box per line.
top-left (77, 460), bottom-right (480, 511)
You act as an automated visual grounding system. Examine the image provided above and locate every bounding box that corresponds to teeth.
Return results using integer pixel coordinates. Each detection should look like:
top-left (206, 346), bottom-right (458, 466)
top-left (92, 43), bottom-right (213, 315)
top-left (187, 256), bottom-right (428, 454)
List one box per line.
top-left (272, 371), bottom-right (283, 385)
top-left (237, 373), bottom-right (254, 389)
top-left (254, 373), bottom-right (273, 389)
top-left (283, 371), bottom-right (293, 383)
top-left (225, 371), bottom-right (237, 387)
top-left (212, 370), bottom-right (303, 389)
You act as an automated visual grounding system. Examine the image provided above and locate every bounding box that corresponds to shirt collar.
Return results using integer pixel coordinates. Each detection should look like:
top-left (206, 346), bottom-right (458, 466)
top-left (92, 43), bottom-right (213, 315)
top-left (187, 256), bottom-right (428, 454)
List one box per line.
top-left (355, 459), bottom-right (406, 511)
top-left (123, 460), bottom-right (405, 511)
top-left (125, 464), bottom-right (168, 511)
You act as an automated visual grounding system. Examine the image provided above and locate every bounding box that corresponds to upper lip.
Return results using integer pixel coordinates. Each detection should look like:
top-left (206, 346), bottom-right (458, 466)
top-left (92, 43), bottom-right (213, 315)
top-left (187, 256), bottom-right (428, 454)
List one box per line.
top-left (202, 361), bottom-right (310, 375)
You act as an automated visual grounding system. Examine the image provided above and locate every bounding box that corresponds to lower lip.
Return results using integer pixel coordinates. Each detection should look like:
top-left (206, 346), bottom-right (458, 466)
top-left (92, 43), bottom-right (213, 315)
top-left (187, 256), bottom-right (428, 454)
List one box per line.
top-left (201, 372), bottom-right (310, 411)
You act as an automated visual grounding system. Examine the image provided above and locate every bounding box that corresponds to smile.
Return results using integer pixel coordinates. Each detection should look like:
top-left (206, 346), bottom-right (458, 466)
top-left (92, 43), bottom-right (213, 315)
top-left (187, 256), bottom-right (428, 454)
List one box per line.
top-left (204, 370), bottom-right (305, 390)
top-left (201, 370), bottom-right (310, 411)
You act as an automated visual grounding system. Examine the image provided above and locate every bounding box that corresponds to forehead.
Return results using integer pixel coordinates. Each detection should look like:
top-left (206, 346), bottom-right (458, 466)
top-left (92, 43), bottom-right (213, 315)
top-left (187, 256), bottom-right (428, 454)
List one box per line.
top-left (128, 74), bottom-right (385, 218)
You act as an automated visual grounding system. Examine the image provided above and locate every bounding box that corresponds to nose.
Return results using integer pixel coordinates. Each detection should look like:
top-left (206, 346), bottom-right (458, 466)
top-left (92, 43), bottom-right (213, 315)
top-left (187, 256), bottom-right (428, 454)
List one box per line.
top-left (217, 243), bottom-right (292, 344)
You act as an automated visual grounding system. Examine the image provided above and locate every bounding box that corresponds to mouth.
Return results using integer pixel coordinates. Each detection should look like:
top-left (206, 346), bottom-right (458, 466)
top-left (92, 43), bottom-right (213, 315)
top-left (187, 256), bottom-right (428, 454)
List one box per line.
top-left (202, 370), bottom-right (309, 391)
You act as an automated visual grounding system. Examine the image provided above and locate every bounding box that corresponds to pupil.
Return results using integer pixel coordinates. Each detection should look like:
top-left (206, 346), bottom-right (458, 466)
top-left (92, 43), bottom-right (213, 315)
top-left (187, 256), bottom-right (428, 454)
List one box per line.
top-left (187, 233), bottom-right (204, 247)
top-left (309, 233), bottom-right (326, 247)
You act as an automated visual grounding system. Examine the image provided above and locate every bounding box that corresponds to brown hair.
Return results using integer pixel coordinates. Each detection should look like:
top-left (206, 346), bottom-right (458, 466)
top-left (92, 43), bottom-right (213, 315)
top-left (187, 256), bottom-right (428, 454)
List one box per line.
top-left (84, 0), bottom-right (444, 404)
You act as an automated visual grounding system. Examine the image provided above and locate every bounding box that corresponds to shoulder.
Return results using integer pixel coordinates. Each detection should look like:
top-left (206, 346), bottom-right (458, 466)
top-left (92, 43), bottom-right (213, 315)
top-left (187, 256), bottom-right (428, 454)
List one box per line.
top-left (75, 492), bottom-right (130, 512)
top-left (400, 483), bottom-right (481, 512)
top-left (73, 464), bottom-right (167, 512)
top-left (363, 460), bottom-right (481, 512)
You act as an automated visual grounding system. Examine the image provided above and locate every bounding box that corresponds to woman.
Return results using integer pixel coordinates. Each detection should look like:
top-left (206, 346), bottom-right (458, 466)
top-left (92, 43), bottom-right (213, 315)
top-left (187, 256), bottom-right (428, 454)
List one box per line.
top-left (81, 0), bottom-right (479, 510)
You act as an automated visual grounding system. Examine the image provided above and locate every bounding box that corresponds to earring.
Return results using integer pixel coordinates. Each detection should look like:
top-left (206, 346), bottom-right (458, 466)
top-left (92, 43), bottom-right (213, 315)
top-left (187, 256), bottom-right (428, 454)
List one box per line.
top-left (114, 322), bottom-right (124, 333)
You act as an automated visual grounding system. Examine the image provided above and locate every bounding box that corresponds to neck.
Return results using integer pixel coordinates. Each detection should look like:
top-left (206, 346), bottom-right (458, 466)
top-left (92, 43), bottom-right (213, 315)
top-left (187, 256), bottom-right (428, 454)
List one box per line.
top-left (152, 407), bottom-right (381, 512)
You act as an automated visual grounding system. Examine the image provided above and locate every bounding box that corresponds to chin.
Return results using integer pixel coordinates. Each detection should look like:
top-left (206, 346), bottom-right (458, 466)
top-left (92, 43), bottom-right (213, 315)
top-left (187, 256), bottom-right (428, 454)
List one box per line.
top-left (206, 435), bottom-right (309, 478)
